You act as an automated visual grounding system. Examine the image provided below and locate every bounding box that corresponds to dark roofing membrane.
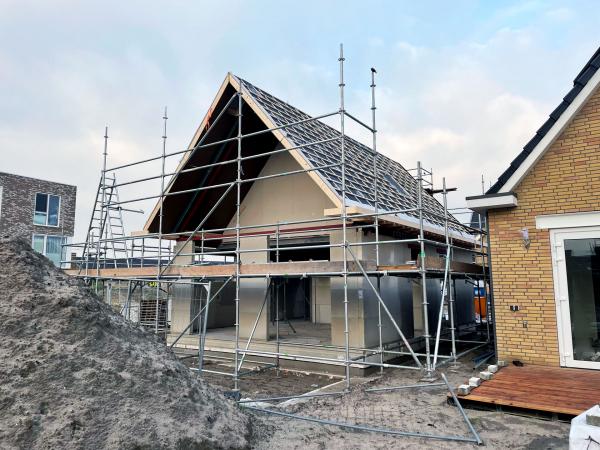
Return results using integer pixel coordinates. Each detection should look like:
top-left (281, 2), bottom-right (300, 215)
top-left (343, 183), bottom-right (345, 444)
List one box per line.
top-left (487, 46), bottom-right (600, 194)
top-left (235, 76), bottom-right (470, 237)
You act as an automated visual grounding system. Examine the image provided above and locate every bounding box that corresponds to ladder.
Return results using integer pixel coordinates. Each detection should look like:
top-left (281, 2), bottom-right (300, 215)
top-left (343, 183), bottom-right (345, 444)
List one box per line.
top-left (79, 174), bottom-right (131, 273)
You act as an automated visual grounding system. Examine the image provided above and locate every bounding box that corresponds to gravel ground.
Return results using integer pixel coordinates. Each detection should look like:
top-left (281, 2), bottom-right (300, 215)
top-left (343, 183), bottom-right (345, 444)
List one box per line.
top-left (248, 359), bottom-right (570, 449)
top-left (182, 356), bottom-right (342, 399)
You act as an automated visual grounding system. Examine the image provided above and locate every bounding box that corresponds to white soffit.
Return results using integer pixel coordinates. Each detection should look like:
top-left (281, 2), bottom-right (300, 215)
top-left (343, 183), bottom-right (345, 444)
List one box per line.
top-left (536, 211), bottom-right (600, 229)
top-left (465, 193), bottom-right (518, 211)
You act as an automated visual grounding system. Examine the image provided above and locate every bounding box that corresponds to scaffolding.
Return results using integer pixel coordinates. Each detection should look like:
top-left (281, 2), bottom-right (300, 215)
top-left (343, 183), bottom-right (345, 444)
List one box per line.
top-left (63, 45), bottom-right (491, 444)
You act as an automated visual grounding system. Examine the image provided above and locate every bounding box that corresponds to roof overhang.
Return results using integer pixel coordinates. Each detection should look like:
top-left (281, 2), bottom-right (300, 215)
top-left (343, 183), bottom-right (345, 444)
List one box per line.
top-left (466, 192), bottom-right (518, 212)
top-left (324, 204), bottom-right (477, 244)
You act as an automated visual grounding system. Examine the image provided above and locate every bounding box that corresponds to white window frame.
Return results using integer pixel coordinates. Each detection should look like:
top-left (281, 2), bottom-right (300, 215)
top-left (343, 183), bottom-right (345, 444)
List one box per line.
top-left (550, 225), bottom-right (600, 369)
top-left (32, 234), bottom-right (66, 267)
top-left (32, 234), bottom-right (47, 254)
top-left (33, 192), bottom-right (61, 228)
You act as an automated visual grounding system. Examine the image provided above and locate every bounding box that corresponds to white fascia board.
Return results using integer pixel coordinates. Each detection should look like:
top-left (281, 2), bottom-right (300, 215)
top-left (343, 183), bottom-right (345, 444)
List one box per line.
top-left (536, 211), bottom-right (600, 229)
top-left (465, 193), bottom-right (518, 211)
top-left (499, 68), bottom-right (600, 194)
top-left (340, 200), bottom-right (476, 244)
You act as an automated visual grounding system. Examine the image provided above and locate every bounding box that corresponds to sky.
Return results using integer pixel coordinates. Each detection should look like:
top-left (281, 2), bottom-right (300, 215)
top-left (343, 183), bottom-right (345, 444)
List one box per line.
top-left (1, 0), bottom-right (599, 242)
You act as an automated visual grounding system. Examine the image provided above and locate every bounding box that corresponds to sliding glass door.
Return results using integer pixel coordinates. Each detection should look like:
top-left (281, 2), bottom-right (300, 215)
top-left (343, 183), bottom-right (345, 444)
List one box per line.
top-left (553, 227), bottom-right (600, 369)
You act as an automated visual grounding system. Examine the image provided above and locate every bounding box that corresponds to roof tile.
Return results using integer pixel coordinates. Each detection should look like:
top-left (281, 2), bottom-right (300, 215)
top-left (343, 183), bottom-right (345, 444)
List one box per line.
top-left (235, 76), bottom-right (469, 236)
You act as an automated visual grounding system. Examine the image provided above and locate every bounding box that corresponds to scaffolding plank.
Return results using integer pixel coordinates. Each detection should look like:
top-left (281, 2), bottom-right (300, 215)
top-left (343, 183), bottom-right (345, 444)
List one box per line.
top-left (65, 258), bottom-right (483, 279)
top-left (64, 260), bottom-right (379, 279)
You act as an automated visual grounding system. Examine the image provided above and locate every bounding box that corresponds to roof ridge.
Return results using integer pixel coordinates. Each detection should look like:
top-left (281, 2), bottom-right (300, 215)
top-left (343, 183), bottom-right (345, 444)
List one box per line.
top-left (235, 76), bottom-right (411, 172)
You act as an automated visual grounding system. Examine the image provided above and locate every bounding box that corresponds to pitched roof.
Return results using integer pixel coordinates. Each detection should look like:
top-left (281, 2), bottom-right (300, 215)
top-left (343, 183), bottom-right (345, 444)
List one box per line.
top-left (235, 76), bottom-right (470, 238)
top-left (487, 46), bottom-right (600, 194)
top-left (145, 74), bottom-right (471, 239)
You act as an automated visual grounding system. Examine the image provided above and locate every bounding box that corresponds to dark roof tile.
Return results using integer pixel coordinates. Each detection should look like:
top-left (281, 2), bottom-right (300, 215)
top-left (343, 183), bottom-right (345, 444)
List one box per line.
top-left (522, 134), bottom-right (543, 154)
top-left (549, 101), bottom-right (569, 120)
top-left (563, 84), bottom-right (583, 103)
top-left (511, 149), bottom-right (530, 167)
top-left (536, 118), bottom-right (556, 136)
top-left (575, 66), bottom-right (597, 86)
top-left (235, 75), bottom-right (470, 236)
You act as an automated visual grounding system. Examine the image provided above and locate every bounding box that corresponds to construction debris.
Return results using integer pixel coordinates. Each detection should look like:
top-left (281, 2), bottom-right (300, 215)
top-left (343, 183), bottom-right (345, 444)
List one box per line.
top-left (487, 364), bottom-right (499, 373)
top-left (479, 371), bottom-right (494, 381)
top-left (468, 377), bottom-right (481, 387)
top-left (457, 385), bottom-right (471, 396)
top-left (0, 238), bottom-right (255, 449)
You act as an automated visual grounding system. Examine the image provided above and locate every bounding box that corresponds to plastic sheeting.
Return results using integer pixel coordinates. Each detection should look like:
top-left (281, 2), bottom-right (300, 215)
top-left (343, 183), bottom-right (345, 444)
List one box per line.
top-left (570, 405), bottom-right (600, 449)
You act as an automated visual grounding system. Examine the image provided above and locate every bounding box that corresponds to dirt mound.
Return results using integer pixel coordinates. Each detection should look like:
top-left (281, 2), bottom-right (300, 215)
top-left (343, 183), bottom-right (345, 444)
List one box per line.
top-left (0, 238), bottom-right (255, 450)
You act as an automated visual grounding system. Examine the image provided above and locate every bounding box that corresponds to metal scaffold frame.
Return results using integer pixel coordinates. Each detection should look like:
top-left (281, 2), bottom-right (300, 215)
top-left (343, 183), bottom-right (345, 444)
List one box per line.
top-left (63, 45), bottom-right (491, 445)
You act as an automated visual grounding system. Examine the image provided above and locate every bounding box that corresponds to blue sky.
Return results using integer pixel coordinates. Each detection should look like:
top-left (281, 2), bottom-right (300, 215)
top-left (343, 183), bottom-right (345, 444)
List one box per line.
top-left (1, 1), bottom-right (598, 240)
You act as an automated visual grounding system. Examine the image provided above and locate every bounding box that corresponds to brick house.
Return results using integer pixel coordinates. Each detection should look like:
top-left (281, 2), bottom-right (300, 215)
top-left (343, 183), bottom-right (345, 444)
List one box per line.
top-left (0, 172), bottom-right (77, 266)
top-left (467, 47), bottom-right (600, 369)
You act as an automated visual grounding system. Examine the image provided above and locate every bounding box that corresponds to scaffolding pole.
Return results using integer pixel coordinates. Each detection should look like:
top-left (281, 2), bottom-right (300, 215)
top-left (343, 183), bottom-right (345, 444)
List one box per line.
top-left (339, 43), bottom-right (351, 390)
top-left (155, 108), bottom-right (168, 334)
top-left (65, 48), bottom-right (491, 413)
top-left (417, 161), bottom-right (434, 381)
top-left (234, 87), bottom-right (243, 392)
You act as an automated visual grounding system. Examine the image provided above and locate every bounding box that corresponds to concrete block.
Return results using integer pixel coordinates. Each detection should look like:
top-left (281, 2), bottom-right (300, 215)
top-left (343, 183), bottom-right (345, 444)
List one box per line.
top-left (480, 371), bottom-right (493, 381)
top-left (587, 408), bottom-right (600, 427)
top-left (457, 385), bottom-right (471, 396)
top-left (468, 377), bottom-right (481, 387)
top-left (487, 364), bottom-right (499, 373)
top-left (497, 360), bottom-right (507, 367)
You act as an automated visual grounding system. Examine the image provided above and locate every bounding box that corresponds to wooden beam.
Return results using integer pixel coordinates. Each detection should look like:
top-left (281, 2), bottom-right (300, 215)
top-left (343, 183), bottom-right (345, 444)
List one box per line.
top-left (65, 260), bottom-right (378, 279)
top-left (64, 258), bottom-right (484, 279)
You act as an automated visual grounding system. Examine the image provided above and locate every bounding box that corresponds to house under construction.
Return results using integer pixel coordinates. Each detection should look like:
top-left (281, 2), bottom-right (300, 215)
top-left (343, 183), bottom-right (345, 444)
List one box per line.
top-left (65, 48), bottom-right (490, 391)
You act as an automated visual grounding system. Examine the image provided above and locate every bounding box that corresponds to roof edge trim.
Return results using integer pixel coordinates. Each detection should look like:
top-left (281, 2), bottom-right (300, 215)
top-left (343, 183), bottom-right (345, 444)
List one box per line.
top-left (466, 192), bottom-right (518, 212)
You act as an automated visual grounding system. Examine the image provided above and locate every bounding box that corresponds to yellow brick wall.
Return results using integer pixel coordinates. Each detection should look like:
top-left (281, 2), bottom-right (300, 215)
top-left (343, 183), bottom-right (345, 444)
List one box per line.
top-left (489, 84), bottom-right (600, 366)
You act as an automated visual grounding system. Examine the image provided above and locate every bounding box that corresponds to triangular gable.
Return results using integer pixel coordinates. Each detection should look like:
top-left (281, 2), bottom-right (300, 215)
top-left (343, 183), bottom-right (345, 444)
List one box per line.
top-left (145, 73), bottom-right (471, 240)
top-left (144, 74), bottom-right (341, 234)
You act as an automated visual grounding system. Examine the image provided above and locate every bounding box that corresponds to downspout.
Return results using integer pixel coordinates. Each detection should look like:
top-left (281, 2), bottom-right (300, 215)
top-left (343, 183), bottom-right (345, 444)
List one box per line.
top-left (485, 210), bottom-right (499, 361)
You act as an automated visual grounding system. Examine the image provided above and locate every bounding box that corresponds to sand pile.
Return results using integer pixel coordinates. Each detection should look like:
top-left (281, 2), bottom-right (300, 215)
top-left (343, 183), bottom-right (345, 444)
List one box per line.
top-left (0, 238), bottom-right (256, 450)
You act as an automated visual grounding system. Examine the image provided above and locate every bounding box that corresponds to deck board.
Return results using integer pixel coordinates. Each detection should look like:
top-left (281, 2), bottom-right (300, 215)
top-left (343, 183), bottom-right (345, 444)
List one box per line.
top-left (459, 365), bottom-right (600, 416)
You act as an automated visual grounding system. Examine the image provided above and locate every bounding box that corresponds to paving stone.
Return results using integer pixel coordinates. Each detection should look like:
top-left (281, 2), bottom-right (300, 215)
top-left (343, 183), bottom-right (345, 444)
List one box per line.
top-left (480, 371), bottom-right (493, 381)
top-left (457, 385), bottom-right (471, 396)
top-left (488, 364), bottom-right (499, 373)
top-left (468, 377), bottom-right (481, 387)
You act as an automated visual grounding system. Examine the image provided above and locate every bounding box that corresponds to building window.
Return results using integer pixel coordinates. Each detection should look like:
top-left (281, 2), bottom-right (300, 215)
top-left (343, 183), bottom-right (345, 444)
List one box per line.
top-left (34, 193), bottom-right (60, 227)
top-left (32, 234), bottom-right (65, 267)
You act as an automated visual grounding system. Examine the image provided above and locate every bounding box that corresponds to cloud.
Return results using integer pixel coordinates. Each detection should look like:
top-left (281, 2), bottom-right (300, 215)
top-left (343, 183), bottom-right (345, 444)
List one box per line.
top-left (0, 0), bottom-right (597, 238)
top-left (370, 29), bottom-right (556, 208)
top-left (395, 41), bottom-right (426, 60)
top-left (544, 7), bottom-right (575, 21)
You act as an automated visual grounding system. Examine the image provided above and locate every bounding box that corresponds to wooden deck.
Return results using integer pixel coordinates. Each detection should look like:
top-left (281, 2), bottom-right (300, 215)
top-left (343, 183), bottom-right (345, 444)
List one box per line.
top-left (460, 364), bottom-right (600, 416)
